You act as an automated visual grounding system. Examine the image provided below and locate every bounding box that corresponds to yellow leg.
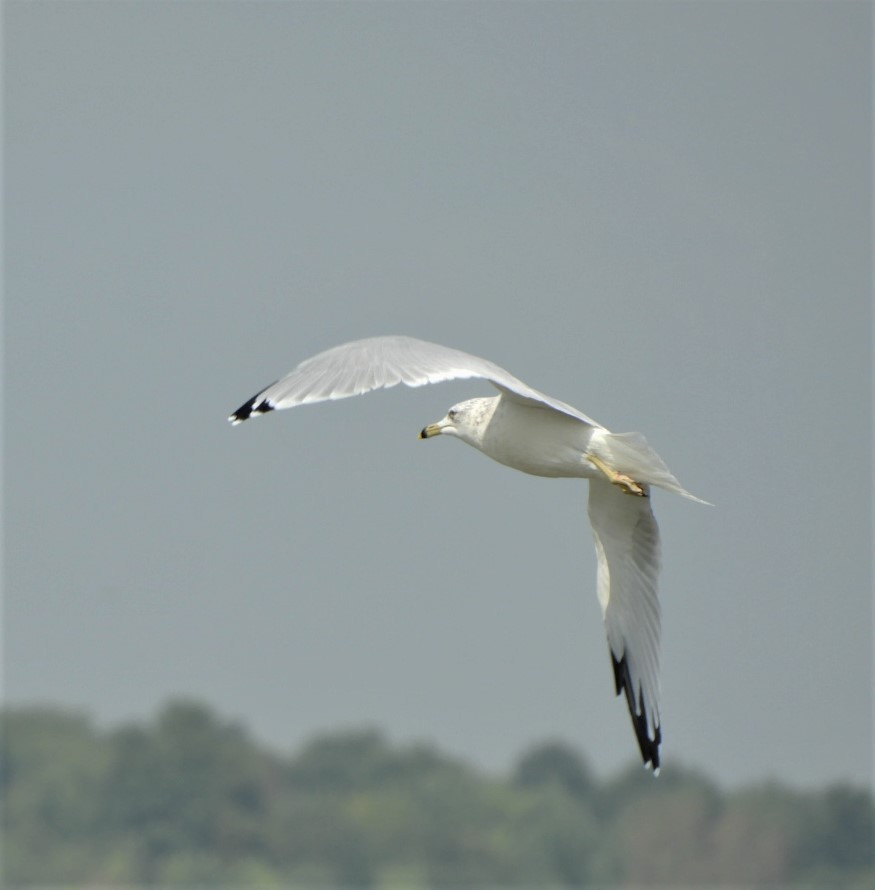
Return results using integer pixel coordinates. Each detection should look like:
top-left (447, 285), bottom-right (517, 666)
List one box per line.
top-left (586, 454), bottom-right (647, 497)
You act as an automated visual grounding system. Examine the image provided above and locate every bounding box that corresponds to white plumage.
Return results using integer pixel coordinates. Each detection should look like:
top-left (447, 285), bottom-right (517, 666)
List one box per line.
top-left (230, 335), bottom-right (707, 771)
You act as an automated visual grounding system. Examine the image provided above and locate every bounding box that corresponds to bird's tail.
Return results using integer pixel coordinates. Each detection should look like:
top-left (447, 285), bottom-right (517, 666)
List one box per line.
top-left (590, 430), bottom-right (711, 504)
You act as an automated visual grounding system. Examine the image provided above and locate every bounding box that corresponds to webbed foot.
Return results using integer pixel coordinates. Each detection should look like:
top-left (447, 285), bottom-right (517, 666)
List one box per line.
top-left (586, 454), bottom-right (647, 497)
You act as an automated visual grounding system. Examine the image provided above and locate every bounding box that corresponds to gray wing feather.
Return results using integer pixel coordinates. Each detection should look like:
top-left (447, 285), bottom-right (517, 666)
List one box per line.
top-left (229, 335), bottom-right (602, 427)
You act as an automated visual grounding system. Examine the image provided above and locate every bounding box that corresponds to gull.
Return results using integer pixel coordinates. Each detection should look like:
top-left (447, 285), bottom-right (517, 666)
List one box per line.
top-left (229, 335), bottom-right (707, 771)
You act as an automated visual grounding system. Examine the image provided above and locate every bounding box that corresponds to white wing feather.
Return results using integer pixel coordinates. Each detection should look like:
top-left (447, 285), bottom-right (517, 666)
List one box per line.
top-left (587, 476), bottom-right (663, 770)
top-left (229, 335), bottom-right (603, 428)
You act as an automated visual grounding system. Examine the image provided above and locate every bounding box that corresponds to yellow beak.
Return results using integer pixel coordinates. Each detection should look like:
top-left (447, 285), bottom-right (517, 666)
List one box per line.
top-left (419, 422), bottom-right (443, 439)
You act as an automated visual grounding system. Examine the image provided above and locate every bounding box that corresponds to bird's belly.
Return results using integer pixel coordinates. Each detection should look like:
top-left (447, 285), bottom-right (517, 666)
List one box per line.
top-left (479, 404), bottom-right (597, 479)
top-left (491, 447), bottom-right (592, 478)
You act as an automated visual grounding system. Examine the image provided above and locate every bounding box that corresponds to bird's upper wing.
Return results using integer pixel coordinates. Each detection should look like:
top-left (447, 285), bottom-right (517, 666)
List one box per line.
top-left (587, 476), bottom-right (663, 771)
top-left (229, 335), bottom-right (603, 428)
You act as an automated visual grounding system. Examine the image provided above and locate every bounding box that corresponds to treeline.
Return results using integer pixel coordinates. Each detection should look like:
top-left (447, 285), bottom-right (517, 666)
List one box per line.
top-left (2, 700), bottom-right (872, 886)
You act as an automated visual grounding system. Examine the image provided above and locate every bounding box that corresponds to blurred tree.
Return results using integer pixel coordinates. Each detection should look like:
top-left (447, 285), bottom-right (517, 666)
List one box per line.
top-left (790, 784), bottom-right (875, 882)
top-left (709, 782), bottom-right (800, 884)
top-left (98, 700), bottom-right (276, 878)
top-left (513, 740), bottom-right (596, 801)
top-left (1, 707), bottom-right (108, 883)
top-left (2, 701), bottom-right (873, 886)
top-left (264, 790), bottom-right (374, 885)
top-left (607, 767), bottom-right (723, 884)
top-left (505, 783), bottom-right (602, 884)
top-left (287, 728), bottom-right (393, 793)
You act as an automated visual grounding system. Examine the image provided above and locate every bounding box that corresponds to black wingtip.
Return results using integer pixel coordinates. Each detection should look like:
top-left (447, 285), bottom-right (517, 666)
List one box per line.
top-left (228, 394), bottom-right (276, 425)
top-left (610, 650), bottom-right (661, 772)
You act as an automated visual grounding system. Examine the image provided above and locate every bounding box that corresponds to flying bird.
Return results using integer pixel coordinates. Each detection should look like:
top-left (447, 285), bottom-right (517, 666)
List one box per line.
top-left (229, 335), bottom-right (707, 771)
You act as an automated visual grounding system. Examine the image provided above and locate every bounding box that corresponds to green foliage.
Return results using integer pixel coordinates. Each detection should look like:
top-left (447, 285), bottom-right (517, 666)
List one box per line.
top-left (513, 740), bottom-right (596, 801)
top-left (2, 701), bottom-right (872, 886)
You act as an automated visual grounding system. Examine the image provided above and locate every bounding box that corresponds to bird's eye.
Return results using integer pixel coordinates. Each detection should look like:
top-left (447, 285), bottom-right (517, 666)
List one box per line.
top-left (448, 409), bottom-right (457, 421)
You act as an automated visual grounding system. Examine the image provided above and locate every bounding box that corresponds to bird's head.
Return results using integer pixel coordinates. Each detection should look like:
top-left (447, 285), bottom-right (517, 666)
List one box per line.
top-left (419, 397), bottom-right (496, 448)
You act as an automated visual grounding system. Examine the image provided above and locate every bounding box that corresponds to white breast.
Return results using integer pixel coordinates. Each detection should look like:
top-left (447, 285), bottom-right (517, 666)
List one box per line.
top-left (478, 396), bottom-right (597, 479)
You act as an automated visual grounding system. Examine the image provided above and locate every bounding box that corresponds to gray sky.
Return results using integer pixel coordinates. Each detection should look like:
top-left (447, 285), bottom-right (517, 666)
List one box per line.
top-left (4, 1), bottom-right (872, 790)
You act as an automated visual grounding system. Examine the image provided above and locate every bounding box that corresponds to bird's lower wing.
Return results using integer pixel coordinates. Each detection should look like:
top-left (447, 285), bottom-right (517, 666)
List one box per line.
top-left (587, 476), bottom-right (663, 770)
top-left (229, 335), bottom-right (602, 427)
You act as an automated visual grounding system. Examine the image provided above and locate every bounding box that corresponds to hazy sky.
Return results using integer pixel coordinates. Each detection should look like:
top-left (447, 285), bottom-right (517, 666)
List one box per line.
top-left (4, 1), bottom-right (872, 790)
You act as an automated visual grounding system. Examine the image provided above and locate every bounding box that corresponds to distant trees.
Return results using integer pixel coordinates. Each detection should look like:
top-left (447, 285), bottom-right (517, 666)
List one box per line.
top-left (2, 700), bottom-right (873, 886)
